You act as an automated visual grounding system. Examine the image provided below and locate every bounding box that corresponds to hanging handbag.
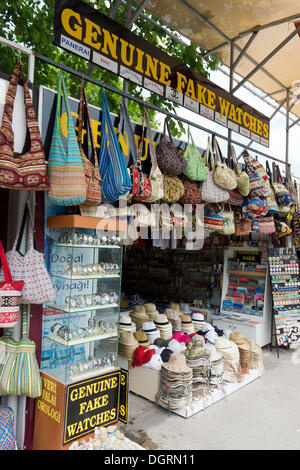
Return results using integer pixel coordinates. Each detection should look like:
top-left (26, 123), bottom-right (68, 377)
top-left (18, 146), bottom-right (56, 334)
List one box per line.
top-left (161, 174), bottom-right (184, 203)
top-left (0, 240), bottom-right (24, 329)
top-left (242, 151), bottom-right (266, 198)
top-left (251, 156), bottom-right (271, 197)
top-left (0, 404), bottom-right (16, 450)
top-left (118, 100), bottom-right (143, 201)
top-left (99, 92), bottom-right (132, 203)
top-left (230, 145), bottom-right (249, 197)
top-left (272, 163), bottom-right (294, 212)
top-left (48, 72), bottom-right (86, 205)
top-left (0, 200), bottom-right (55, 304)
top-left (179, 175), bottom-right (202, 205)
top-left (77, 83), bottom-right (101, 206)
top-left (265, 161), bottom-right (279, 214)
top-left (0, 308), bottom-right (42, 398)
top-left (200, 137), bottom-right (230, 203)
top-left (229, 189), bottom-right (244, 206)
top-left (183, 126), bottom-right (208, 181)
top-left (204, 206), bottom-right (223, 231)
top-left (0, 62), bottom-right (49, 190)
top-left (234, 218), bottom-right (251, 236)
top-left (220, 205), bottom-right (235, 235)
top-left (213, 138), bottom-right (238, 191)
top-left (156, 118), bottom-right (187, 175)
top-left (242, 197), bottom-right (268, 219)
top-left (258, 216), bottom-right (276, 234)
top-left (135, 108), bottom-right (164, 202)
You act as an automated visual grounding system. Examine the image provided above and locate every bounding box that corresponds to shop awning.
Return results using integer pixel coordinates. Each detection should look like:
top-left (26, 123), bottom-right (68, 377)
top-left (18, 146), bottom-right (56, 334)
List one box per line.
top-left (138, 0), bottom-right (300, 121)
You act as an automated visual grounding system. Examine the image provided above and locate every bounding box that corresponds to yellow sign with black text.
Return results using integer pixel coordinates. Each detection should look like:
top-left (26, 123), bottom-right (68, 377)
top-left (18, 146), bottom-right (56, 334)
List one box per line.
top-left (53, 0), bottom-right (270, 147)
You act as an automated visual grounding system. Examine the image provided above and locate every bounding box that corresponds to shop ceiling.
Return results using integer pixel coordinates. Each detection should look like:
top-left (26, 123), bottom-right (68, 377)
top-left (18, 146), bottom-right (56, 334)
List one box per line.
top-left (135, 0), bottom-right (300, 127)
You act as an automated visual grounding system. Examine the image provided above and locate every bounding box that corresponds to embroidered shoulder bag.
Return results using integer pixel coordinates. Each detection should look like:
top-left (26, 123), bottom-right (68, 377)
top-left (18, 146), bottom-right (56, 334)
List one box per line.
top-left (0, 62), bottom-right (49, 190)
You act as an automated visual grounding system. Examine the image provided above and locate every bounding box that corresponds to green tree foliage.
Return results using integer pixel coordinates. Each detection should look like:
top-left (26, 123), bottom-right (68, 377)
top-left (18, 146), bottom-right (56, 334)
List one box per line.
top-left (0, 0), bottom-right (219, 136)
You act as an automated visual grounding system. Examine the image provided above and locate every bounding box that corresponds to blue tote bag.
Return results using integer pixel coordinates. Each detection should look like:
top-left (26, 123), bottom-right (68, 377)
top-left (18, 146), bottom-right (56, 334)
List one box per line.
top-left (47, 72), bottom-right (86, 206)
top-left (98, 92), bottom-right (132, 203)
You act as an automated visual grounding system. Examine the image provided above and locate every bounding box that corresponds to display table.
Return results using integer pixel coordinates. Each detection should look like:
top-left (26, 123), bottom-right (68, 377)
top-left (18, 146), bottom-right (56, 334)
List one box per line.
top-left (118, 356), bottom-right (262, 418)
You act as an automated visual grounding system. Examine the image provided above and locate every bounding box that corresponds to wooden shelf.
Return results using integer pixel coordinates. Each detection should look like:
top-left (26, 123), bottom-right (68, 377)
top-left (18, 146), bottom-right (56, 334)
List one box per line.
top-left (227, 270), bottom-right (266, 278)
top-left (47, 215), bottom-right (127, 233)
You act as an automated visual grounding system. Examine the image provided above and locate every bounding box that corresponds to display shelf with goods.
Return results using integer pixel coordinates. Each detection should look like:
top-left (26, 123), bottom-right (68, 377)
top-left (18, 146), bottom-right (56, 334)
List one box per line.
top-left (41, 215), bottom-right (125, 385)
top-left (268, 247), bottom-right (300, 349)
top-left (213, 245), bottom-right (272, 346)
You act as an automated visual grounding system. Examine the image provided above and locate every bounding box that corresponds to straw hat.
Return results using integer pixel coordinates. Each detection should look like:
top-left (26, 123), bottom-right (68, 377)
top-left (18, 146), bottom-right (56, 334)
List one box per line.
top-left (154, 314), bottom-right (172, 339)
top-left (180, 303), bottom-right (191, 314)
top-left (181, 314), bottom-right (195, 335)
top-left (169, 301), bottom-right (180, 311)
top-left (134, 331), bottom-right (150, 347)
top-left (142, 321), bottom-right (161, 344)
top-left (118, 330), bottom-right (139, 359)
top-left (119, 314), bottom-right (136, 333)
top-left (132, 305), bottom-right (146, 314)
top-left (162, 353), bottom-right (192, 374)
top-left (130, 308), bottom-right (150, 330)
top-left (165, 309), bottom-right (182, 333)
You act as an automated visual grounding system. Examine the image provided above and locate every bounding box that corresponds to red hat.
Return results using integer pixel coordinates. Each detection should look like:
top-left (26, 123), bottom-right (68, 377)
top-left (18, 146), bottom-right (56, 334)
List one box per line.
top-left (132, 346), bottom-right (155, 367)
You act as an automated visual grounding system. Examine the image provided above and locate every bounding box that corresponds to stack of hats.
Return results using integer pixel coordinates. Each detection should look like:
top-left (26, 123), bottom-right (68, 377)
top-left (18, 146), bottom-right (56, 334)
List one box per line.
top-left (119, 313), bottom-right (136, 333)
top-left (184, 335), bottom-right (210, 398)
top-left (248, 338), bottom-right (264, 375)
top-left (158, 354), bottom-right (193, 410)
top-left (205, 344), bottom-right (224, 387)
top-left (154, 314), bottom-right (172, 340)
top-left (169, 301), bottom-right (180, 312)
top-left (191, 312), bottom-right (205, 332)
top-left (165, 309), bottom-right (181, 333)
top-left (129, 306), bottom-right (149, 331)
top-left (215, 337), bottom-right (243, 383)
top-left (144, 303), bottom-right (160, 321)
top-left (230, 332), bottom-right (251, 375)
top-left (195, 322), bottom-right (218, 344)
top-left (134, 331), bottom-right (150, 347)
top-left (142, 321), bottom-right (160, 344)
top-left (118, 330), bottom-right (139, 360)
top-left (181, 314), bottom-right (195, 335)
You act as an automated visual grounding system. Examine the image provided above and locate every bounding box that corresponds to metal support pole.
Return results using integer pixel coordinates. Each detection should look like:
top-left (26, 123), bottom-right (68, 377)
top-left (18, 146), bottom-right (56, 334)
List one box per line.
top-left (232, 32), bottom-right (258, 70)
top-left (227, 42), bottom-right (234, 155)
top-left (286, 90), bottom-right (290, 173)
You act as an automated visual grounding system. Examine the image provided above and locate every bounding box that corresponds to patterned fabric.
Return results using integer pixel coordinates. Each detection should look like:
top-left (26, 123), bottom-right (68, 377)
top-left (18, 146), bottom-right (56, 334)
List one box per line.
top-left (183, 127), bottom-right (208, 182)
top-left (156, 118), bottom-right (187, 176)
top-left (258, 216), bottom-right (276, 233)
top-left (179, 176), bottom-right (202, 204)
top-left (0, 200), bottom-right (55, 304)
top-left (0, 240), bottom-right (24, 329)
top-left (99, 93), bottom-right (132, 203)
top-left (77, 84), bottom-right (101, 206)
top-left (229, 189), bottom-right (244, 206)
top-left (0, 404), bottom-right (16, 450)
top-left (135, 109), bottom-right (163, 202)
top-left (243, 151), bottom-right (268, 198)
top-left (48, 72), bottom-right (86, 206)
top-left (204, 207), bottom-right (223, 231)
top-left (161, 174), bottom-right (184, 203)
top-left (0, 62), bottom-right (49, 190)
top-left (235, 219), bottom-right (251, 236)
top-left (272, 163), bottom-right (294, 212)
top-left (0, 310), bottom-right (42, 398)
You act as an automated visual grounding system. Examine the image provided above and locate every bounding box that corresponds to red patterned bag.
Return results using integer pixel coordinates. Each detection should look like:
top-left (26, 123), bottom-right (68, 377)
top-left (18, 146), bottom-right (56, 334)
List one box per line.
top-left (0, 240), bottom-right (24, 328)
top-left (179, 176), bottom-right (202, 204)
top-left (0, 62), bottom-right (49, 190)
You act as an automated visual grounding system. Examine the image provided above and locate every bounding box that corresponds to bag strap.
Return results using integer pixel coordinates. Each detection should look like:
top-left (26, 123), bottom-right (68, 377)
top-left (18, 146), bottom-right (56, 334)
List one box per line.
top-left (230, 145), bottom-right (241, 174)
top-left (119, 99), bottom-right (138, 167)
top-left (265, 161), bottom-right (273, 182)
top-left (77, 82), bottom-right (99, 169)
top-left (14, 200), bottom-right (38, 253)
top-left (164, 118), bottom-right (175, 145)
top-left (0, 240), bottom-right (13, 284)
top-left (22, 306), bottom-right (29, 339)
top-left (276, 165), bottom-right (284, 184)
top-left (55, 72), bottom-right (74, 139)
top-left (204, 136), bottom-right (214, 170)
top-left (139, 108), bottom-right (158, 175)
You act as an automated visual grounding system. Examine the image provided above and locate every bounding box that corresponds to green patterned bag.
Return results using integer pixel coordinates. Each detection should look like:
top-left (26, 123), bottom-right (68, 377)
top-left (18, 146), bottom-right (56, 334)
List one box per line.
top-left (183, 127), bottom-right (208, 181)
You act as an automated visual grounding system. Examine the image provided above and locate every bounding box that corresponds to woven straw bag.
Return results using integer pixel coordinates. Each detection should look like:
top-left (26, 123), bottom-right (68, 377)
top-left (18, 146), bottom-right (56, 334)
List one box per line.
top-left (200, 137), bottom-right (229, 203)
top-left (213, 138), bottom-right (237, 191)
top-left (162, 174), bottom-right (184, 203)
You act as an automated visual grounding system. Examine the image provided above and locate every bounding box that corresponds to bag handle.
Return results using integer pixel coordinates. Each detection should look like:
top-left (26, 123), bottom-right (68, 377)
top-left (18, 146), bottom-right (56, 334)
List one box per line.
top-left (230, 145), bottom-right (241, 175)
top-left (276, 165), bottom-right (284, 184)
top-left (164, 118), bottom-right (175, 145)
top-left (265, 161), bottom-right (273, 182)
top-left (0, 240), bottom-right (13, 284)
top-left (119, 99), bottom-right (138, 167)
top-left (77, 82), bottom-right (99, 169)
top-left (55, 72), bottom-right (74, 139)
top-left (204, 136), bottom-right (214, 170)
top-left (22, 306), bottom-right (29, 339)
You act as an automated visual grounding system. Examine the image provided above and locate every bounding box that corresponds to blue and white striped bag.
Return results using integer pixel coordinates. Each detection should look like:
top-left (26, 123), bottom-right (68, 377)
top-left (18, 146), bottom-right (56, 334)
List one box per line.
top-left (99, 92), bottom-right (132, 203)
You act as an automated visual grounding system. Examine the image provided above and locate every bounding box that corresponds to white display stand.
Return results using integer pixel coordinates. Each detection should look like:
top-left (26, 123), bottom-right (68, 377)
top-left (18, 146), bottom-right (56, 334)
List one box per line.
top-left (213, 246), bottom-right (272, 347)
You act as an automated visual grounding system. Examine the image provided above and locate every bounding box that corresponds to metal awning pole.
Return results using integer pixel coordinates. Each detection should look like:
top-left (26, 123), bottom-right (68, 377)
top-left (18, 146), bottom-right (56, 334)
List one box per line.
top-left (286, 89), bottom-right (290, 173)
